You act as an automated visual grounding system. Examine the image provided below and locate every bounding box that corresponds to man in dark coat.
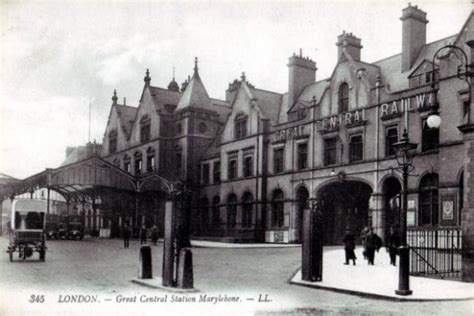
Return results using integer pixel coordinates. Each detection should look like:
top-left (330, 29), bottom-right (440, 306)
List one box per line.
top-left (365, 227), bottom-right (382, 265)
top-left (151, 224), bottom-right (159, 246)
top-left (140, 224), bottom-right (147, 245)
top-left (388, 226), bottom-right (401, 266)
top-left (122, 223), bottom-right (131, 248)
top-left (343, 228), bottom-right (357, 265)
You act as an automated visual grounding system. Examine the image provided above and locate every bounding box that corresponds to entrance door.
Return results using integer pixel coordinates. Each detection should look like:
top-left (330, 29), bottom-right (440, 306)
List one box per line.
top-left (317, 180), bottom-right (372, 245)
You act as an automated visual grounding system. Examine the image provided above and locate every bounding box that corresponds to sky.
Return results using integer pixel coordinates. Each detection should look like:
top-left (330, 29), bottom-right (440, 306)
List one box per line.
top-left (0, 0), bottom-right (471, 179)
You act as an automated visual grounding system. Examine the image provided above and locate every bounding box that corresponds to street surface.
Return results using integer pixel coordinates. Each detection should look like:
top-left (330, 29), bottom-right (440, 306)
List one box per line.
top-left (0, 237), bottom-right (472, 315)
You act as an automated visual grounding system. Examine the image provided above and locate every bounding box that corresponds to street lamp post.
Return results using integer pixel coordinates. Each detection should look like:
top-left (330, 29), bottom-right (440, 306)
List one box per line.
top-left (394, 41), bottom-right (473, 291)
top-left (393, 129), bottom-right (417, 296)
top-left (426, 41), bottom-right (473, 130)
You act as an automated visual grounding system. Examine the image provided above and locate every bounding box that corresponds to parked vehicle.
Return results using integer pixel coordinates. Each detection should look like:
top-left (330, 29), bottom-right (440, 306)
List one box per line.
top-left (45, 214), bottom-right (60, 240)
top-left (64, 215), bottom-right (84, 240)
top-left (7, 199), bottom-right (47, 262)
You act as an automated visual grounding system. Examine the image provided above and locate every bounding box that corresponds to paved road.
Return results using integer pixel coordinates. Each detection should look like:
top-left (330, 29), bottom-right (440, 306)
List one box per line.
top-left (0, 237), bottom-right (472, 315)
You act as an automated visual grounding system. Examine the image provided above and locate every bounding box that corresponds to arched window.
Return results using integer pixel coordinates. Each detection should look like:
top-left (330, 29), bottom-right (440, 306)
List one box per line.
top-left (242, 192), bottom-right (253, 228)
top-left (338, 82), bottom-right (349, 113)
top-left (123, 154), bottom-right (131, 173)
top-left (200, 197), bottom-right (209, 233)
top-left (108, 130), bottom-right (118, 154)
top-left (227, 194), bottom-right (237, 228)
top-left (134, 151), bottom-right (143, 175)
top-left (146, 147), bottom-right (156, 172)
top-left (234, 112), bottom-right (248, 140)
top-left (271, 189), bottom-right (285, 227)
top-left (140, 115), bottom-right (151, 143)
top-left (419, 173), bottom-right (439, 226)
top-left (212, 196), bottom-right (220, 227)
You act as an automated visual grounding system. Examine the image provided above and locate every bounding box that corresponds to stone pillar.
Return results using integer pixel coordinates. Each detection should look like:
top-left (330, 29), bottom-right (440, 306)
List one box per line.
top-left (369, 193), bottom-right (385, 241)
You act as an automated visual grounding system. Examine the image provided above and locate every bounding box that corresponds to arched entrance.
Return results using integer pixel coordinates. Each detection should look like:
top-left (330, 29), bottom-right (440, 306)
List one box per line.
top-left (382, 177), bottom-right (402, 241)
top-left (317, 180), bottom-right (372, 245)
top-left (296, 186), bottom-right (309, 242)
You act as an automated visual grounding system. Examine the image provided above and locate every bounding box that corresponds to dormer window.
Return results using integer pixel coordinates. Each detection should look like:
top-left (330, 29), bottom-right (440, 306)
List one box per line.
top-left (140, 115), bottom-right (151, 143)
top-left (339, 82), bottom-right (349, 113)
top-left (108, 130), bottom-right (117, 154)
top-left (234, 112), bottom-right (248, 140)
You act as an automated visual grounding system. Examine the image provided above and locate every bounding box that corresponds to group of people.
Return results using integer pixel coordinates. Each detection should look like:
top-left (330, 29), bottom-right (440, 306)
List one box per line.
top-left (121, 223), bottom-right (160, 248)
top-left (343, 226), bottom-right (400, 266)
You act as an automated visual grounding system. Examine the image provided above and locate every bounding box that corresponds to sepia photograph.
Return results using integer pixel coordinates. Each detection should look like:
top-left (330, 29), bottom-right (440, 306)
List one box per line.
top-left (0, 0), bottom-right (473, 315)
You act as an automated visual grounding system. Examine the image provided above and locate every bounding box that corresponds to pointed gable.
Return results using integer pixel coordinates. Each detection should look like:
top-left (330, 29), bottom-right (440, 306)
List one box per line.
top-left (176, 58), bottom-right (212, 111)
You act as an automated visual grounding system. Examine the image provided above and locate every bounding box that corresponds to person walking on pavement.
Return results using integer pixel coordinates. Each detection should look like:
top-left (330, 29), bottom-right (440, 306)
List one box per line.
top-left (140, 224), bottom-right (147, 245)
top-left (343, 228), bottom-right (357, 265)
top-left (122, 223), bottom-right (131, 248)
top-left (388, 226), bottom-right (401, 266)
top-left (365, 227), bottom-right (382, 265)
top-left (360, 226), bottom-right (370, 259)
top-left (151, 224), bottom-right (159, 246)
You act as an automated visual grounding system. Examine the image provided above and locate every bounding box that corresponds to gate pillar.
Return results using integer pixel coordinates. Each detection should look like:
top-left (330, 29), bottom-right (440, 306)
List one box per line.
top-left (302, 200), bottom-right (323, 282)
top-left (162, 199), bottom-right (176, 287)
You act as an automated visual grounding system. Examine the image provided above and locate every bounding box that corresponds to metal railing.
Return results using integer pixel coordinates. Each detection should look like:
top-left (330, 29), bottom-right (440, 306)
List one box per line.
top-left (407, 227), bottom-right (462, 279)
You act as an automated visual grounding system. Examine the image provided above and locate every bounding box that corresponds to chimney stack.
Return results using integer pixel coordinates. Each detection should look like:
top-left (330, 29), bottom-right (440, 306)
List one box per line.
top-left (288, 50), bottom-right (317, 108)
top-left (336, 31), bottom-right (363, 62)
top-left (400, 3), bottom-right (428, 72)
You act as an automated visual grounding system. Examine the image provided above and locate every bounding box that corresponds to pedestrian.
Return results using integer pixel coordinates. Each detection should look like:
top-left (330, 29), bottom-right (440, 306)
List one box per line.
top-left (343, 228), bottom-right (357, 265)
top-left (140, 224), bottom-right (147, 245)
top-left (360, 226), bottom-right (370, 259)
top-left (151, 224), bottom-right (159, 245)
top-left (388, 226), bottom-right (401, 266)
top-left (365, 227), bottom-right (382, 265)
top-left (122, 223), bottom-right (131, 248)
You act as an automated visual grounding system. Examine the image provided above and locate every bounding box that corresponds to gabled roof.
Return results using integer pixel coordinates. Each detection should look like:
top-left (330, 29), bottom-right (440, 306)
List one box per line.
top-left (176, 66), bottom-right (212, 111)
top-left (148, 86), bottom-right (182, 112)
top-left (0, 173), bottom-right (18, 181)
top-left (452, 11), bottom-right (473, 49)
top-left (251, 87), bottom-right (282, 124)
top-left (408, 59), bottom-right (437, 78)
top-left (115, 104), bottom-right (138, 138)
top-left (373, 34), bottom-right (457, 92)
top-left (210, 98), bottom-right (232, 123)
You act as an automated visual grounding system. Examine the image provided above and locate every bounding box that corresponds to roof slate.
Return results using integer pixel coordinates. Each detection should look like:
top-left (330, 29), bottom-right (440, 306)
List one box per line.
top-left (115, 104), bottom-right (138, 138)
top-left (148, 86), bottom-right (182, 112)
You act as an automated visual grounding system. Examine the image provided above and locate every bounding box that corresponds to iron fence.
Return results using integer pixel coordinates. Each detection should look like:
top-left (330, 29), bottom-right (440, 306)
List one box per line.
top-left (407, 227), bottom-right (462, 279)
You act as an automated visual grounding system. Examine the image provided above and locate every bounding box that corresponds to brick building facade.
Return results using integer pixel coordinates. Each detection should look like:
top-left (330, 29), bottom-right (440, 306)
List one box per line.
top-left (62, 5), bottom-right (473, 277)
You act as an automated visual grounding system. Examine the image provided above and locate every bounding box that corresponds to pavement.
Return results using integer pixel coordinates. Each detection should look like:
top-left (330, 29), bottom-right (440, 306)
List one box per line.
top-left (290, 247), bottom-right (474, 301)
top-left (190, 240), bottom-right (301, 248)
top-left (2, 237), bottom-right (474, 316)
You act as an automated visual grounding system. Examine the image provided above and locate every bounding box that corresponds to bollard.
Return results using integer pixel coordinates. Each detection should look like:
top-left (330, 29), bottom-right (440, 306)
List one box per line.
top-left (177, 248), bottom-right (193, 289)
top-left (139, 245), bottom-right (152, 279)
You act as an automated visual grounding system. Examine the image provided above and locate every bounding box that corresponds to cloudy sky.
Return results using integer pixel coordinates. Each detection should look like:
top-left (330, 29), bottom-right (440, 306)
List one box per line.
top-left (0, 0), bottom-right (471, 179)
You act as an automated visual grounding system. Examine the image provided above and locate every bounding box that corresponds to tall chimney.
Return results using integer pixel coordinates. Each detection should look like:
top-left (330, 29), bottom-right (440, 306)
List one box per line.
top-left (336, 31), bottom-right (363, 62)
top-left (288, 50), bottom-right (317, 108)
top-left (400, 3), bottom-right (428, 72)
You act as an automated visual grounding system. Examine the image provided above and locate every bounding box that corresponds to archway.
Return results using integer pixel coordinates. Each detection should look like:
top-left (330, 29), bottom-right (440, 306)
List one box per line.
top-left (317, 180), bottom-right (372, 245)
top-left (296, 186), bottom-right (309, 242)
top-left (382, 177), bottom-right (402, 241)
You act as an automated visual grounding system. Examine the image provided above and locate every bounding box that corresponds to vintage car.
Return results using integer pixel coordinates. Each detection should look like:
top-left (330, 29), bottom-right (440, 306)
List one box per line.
top-left (45, 214), bottom-right (60, 240)
top-left (7, 199), bottom-right (47, 262)
top-left (67, 221), bottom-right (84, 240)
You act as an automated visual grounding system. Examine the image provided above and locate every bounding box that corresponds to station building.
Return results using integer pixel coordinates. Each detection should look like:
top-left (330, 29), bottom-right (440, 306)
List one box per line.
top-left (60, 3), bottom-right (473, 258)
